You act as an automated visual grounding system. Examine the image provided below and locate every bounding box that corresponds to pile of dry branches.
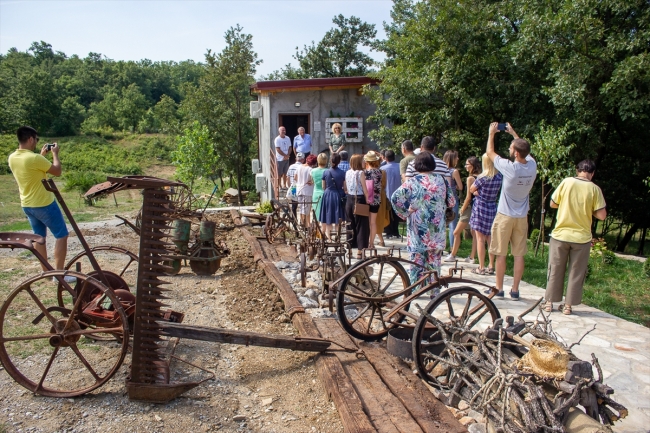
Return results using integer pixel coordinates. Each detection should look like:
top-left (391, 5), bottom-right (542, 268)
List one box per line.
top-left (418, 299), bottom-right (628, 432)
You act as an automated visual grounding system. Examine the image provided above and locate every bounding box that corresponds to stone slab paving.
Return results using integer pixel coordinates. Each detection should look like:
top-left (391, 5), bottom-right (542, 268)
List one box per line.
top-left (365, 236), bottom-right (650, 433)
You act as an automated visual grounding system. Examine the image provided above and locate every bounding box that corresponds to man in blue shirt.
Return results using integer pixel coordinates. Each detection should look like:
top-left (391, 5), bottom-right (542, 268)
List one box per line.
top-left (338, 151), bottom-right (350, 172)
top-left (293, 127), bottom-right (312, 157)
top-left (381, 150), bottom-right (402, 238)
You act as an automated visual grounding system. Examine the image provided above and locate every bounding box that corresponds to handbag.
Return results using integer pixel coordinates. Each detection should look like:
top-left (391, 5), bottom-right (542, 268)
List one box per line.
top-left (442, 176), bottom-right (456, 225)
top-left (365, 177), bottom-right (375, 204)
top-left (353, 172), bottom-right (370, 216)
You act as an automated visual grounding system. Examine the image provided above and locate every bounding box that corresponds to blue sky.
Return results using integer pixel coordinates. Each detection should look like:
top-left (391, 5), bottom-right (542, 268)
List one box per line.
top-left (0, 0), bottom-right (394, 78)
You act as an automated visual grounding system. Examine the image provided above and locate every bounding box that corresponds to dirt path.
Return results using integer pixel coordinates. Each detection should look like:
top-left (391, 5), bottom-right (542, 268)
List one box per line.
top-left (0, 212), bottom-right (343, 433)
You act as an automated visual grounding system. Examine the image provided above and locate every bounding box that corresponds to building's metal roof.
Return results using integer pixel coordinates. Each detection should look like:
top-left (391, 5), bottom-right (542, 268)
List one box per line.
top-left (250, 76), bottom-right (380, 94)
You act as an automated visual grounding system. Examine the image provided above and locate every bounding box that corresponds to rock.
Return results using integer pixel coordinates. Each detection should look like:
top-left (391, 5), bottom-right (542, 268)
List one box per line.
top-left (261, 397), bottom-right (273, 406)
top-left (468, 423), bottom-right (487, 433)
top-left (154, 415), bottom-right (162, 422)
top-left (285, 275), bottom-right (297, 284)
top-left (457, 400), bottom-right (470, 411)
top-left (240, 217), bottom-right (250, 225)
top-left (309, 309), bottom-right (333, 318)
top-left (232, 415), bottom-right (246, 422)
top-left (275, 261), bottom-right (290, 269)
top-left (458, 416), bottom-right (475, 426)
top-left (299, 296), bottom-right (319, 309)
top-left (446, 407), bottom-right (459, 418)
top-left (304, 289), bottom-right (318, 300)
top-left (288, 262), bottom-right (300, 270)
top-left (467, 409), bottom-right (484, 422)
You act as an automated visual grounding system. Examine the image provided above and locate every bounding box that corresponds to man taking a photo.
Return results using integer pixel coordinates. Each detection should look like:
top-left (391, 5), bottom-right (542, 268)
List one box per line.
top-left (485, 122), bottom-right (537, 300)
top-left (8, 126), bottom-right (73, 280)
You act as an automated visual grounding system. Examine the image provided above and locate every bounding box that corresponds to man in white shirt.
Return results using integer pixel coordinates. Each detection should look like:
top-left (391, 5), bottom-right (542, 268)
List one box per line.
top-left (275, 126), bottom-right (292, 189)
top-left (486, 122), bottom-right (537, 300)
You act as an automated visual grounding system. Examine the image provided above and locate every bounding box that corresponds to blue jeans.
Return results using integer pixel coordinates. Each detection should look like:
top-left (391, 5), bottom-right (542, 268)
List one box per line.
top-left (448, 198), bottom-right (460, 250)
top-left (23, 200), bottom-right (69, 239)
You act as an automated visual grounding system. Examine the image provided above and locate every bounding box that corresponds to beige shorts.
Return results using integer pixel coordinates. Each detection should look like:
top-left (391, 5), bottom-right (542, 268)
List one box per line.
top-left (489, 213), bottom-right (528, 257)
top-left (459, 205), bottom-right (472, 224)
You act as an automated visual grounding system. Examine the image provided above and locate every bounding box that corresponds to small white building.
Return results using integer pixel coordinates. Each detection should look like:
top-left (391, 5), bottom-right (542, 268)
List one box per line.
top-left (250, 77), bottom-right (380, 201)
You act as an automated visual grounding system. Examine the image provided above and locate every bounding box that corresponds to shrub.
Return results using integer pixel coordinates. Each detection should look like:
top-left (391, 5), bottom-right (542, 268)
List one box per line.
top-left (643, 258), bottom-right (650, 278)
top-left (601, 250), bottom-right (616, 265)
top-left (256, 201), bottom-right (273, 214)
top-left (63, 171), bottom-right (108, 195)
top-left (529, 228), bottom-right (540, 244)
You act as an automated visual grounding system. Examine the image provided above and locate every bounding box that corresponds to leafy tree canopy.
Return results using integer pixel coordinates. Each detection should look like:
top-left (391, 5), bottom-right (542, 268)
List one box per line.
top-left (264, 15), bottom-right (377, 80)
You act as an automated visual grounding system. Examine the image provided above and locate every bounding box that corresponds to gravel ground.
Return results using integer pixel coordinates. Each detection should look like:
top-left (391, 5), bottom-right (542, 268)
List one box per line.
top-left (0, 211), bottom-right (343, 433)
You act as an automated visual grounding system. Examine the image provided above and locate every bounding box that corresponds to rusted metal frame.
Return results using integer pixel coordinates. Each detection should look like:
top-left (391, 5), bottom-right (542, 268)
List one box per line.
top-left (42, 179), bottom-right (110, 288)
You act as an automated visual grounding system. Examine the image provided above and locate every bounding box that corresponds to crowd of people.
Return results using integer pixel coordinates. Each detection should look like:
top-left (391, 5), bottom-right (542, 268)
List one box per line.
top-left (275, 121), bottom-right (607, 312)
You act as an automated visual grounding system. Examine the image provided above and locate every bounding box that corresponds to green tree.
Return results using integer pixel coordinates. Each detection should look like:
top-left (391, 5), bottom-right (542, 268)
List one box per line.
top-left (268, 15), bottom-right (377, 79)
top-left (181, 25), bottom-right (260, 204)
top-left (172, 121), bottom-right (218, 192)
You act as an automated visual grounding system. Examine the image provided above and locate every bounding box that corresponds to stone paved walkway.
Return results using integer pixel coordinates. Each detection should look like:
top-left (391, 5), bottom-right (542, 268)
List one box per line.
top-left (359, 237), bottom-right (650, 433)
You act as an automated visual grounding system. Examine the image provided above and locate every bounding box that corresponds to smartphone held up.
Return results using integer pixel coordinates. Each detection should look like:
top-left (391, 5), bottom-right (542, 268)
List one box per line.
top-left (45, 143), bottom-right (56, 151)
top-left (497, 123), bottom-right (508, 132)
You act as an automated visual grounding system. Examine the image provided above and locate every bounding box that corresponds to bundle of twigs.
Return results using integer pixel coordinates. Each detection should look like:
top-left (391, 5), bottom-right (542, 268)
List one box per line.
top-left (418, 299), bottom-right (628, 432)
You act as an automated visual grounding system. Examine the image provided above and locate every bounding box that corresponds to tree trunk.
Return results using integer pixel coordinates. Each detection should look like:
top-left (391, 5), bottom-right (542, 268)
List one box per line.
top-left (637, 226), bottom-right (647, 256)
top-left (616, 222), bottom-right (640, 253)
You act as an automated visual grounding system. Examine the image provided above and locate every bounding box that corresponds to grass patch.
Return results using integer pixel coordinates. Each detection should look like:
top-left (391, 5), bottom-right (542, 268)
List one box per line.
top-left (449, 234), bottom-right (650, 327)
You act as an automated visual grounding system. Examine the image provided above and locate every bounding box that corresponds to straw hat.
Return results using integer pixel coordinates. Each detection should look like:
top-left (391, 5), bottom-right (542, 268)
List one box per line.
top-left (364, 151), bottom-right (380, 162)
top-left (516, 339), bottom-right (569, 379)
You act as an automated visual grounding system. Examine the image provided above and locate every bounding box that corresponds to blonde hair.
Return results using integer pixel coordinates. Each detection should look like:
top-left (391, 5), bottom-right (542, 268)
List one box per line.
top-left (443, 150), bottom-right (459, 169)
top-left (331, 123), bottom-right (342, 133)
top-left (350, 154), bottom-right (364, 171)
top-left (317, 153), bottom-right (328, 168)
top-left (479, 153), bottom-right (498, 178)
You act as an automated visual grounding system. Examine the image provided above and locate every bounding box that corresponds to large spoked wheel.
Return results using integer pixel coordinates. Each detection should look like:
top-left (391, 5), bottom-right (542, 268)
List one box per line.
top-left (336, 258), bottom-right (411, 341)
top-left (64, 246), bottom-right (138, 288)
top-left (412, 286), bottom-right (500, 390)
top-left (0, 271), bottom-right (129, 397)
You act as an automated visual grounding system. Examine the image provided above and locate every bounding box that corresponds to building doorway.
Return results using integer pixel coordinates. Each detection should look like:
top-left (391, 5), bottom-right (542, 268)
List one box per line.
top-left (279, 114), bottom-right (310, 165)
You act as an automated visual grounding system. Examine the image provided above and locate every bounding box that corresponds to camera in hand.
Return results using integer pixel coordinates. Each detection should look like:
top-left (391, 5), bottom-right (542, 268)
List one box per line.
top-left (497, 123), bottom-right (507, 131)
top-left (45, 143), bottom-right (56, 151)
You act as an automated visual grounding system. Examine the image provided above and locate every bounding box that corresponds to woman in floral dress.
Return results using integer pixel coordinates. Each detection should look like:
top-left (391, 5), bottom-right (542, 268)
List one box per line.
top-left (391, 152), bottom-right (456, 287)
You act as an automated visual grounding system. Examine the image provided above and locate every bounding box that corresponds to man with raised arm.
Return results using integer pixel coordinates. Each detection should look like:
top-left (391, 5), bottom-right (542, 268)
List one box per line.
top-left (485, 123), bottom-right (537, 300)
top-left (8, 126), bottom-right (72, 279)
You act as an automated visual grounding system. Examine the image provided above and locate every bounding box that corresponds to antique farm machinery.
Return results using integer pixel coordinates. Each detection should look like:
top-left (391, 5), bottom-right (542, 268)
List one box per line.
top-left (84, 176), bottom-right (229, 275)
top-left (0, 177), bottom-right (339, 403)
top-left (329, 251), bottom-right (629, 429)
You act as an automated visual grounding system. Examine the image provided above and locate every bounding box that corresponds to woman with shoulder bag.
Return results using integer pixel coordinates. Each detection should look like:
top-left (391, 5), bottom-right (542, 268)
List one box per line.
top-left (320, 153), bottom-right (347, 239)
top-left (391, 152), bottom-right (456, 290)
top-left (345, 154), bottom-right (370, 259)
top-left (360, 151), bottom-right (383, 249)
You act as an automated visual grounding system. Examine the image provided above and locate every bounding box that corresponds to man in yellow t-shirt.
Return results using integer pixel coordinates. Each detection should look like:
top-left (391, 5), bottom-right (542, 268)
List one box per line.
top-left (7, 126), bottom-right (69, 273)
top-left (544, 160), bottom-right (607, 315)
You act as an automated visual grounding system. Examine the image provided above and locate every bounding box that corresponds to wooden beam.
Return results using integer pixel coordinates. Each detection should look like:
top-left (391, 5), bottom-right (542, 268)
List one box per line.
top-left (314, 319), bottom-right (425, 433)
top-left (359, 342), bottom-right (467, 433)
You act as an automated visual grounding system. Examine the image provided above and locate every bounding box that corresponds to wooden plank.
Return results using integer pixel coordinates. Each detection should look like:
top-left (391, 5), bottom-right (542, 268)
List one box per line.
top-left (256, 258), bottom-right (305, 317)
top-left (160, 322), bottom-right (330, 352)
top-left (359, 342), bottom-right (467, 433)
top-left (293, 314), bottom-right (376, 433)
top-left (314, 318), bottom-right (424, 433)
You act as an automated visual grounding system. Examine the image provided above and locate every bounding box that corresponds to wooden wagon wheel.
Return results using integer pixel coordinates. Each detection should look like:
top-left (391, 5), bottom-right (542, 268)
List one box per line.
top-left (0, 271), bottom-right (129, 398)
top-left (335, 257), bottom-right (412, 341)
top-left (412, 286), bottom-right (500, 391)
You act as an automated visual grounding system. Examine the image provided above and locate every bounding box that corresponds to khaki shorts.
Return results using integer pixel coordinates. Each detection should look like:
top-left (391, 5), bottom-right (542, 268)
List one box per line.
top-left (489, 213), bottom-right (528, 257)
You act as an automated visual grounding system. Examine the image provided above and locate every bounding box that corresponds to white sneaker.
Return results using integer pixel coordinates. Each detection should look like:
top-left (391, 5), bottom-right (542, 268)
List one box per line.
top-left (443, 254), bottom-right (457, 262)
top-left (52, 276), bottom-right (77, 283)
top-left (464, 257), bottom-right (476, 264)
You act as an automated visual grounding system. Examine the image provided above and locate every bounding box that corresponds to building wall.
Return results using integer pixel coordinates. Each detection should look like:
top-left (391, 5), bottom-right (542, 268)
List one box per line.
top-left (257, 87), bottom-right (378, 201)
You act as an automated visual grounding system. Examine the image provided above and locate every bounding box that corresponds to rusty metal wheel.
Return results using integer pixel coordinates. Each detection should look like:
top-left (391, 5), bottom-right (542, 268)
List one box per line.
top-left (0, 271), bottom-right (129, 398)
top-left (64, 246), bottom-right (138, 289)
top-left (336, 258), bottom-right (411, 341)
top-left (412, 287), bottom-right (500, 390)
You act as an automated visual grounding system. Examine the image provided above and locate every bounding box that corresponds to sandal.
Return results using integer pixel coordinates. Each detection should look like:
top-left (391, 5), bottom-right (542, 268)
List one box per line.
top-left (486, 267), bottom-right (495, 275)
top-left (378, 241), bottom-right (385, 247)
top-left (560, 304), bottom-right (572, 315)
top-left (471, 268), bottom-right (486, 275)
top-left (356, 252), bottom-right (363, 260)
top-left (543, 301), bottom-right (553, 313)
